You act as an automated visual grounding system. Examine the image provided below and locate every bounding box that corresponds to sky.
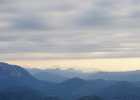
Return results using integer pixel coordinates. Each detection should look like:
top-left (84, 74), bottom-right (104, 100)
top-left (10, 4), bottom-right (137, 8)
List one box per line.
top-left (1, 0), bottom-right (140, 71)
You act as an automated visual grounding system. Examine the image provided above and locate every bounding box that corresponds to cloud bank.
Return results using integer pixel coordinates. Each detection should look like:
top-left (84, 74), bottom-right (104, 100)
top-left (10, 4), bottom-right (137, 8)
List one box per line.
top-left (0, 0), bottom-right (140, 60)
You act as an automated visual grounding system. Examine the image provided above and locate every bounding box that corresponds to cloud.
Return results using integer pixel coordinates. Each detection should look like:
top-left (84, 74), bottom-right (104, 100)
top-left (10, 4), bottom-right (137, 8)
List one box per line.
top-left (0, 0), bottom-right (140, 60)
top-left (11, 15), bottom-right (47, 30)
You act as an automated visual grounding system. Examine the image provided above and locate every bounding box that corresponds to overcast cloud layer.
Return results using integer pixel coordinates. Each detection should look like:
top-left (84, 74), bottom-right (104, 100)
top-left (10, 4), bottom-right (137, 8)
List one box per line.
top-left (0, 0), bottom-right (140, 60)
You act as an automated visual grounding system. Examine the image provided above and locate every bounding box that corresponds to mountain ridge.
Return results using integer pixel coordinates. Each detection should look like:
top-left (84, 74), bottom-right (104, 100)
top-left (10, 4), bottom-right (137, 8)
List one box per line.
top-left (1, 62), bottom-right (140, 100)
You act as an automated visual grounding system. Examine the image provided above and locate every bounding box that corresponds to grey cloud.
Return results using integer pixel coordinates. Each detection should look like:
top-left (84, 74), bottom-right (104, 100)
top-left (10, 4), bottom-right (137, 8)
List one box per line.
top-left (11, 15), bottom-right (47, 30)
top-left (75, 0), bottom-right (140, 31)
top-left (0, 0), bottom-right (140, 59)
top-left (76, 10), bottom-right (113, 28)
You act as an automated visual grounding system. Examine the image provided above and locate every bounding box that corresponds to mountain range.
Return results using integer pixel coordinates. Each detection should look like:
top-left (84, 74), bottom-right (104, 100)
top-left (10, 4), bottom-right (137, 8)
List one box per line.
top-left (28, 67), bottom-right (140, 82)
top-left (1, 62), bottom-right (140, 100)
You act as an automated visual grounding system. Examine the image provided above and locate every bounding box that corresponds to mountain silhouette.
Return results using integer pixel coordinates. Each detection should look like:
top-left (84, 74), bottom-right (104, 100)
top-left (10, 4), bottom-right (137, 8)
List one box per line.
top-left (0, 62), bottom-right (37, 90)
top-left (0, 62), bottom-right (60, 100)
top-left (29, 68), bottom-right (140, 82)
top-left (34, 71), bottom-right (68, 83)
top-left (0, 62), bottom-right (34, 80)
top-left (100, 81), bottom-right (140, 100)
top-left (1, 62), bottom-right (140, 100)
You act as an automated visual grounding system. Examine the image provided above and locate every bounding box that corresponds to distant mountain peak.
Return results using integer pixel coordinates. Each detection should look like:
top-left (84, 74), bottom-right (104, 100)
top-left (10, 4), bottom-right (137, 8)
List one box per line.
top-left (62, 77), bottom-right (86, 85)
top-left (68, 77), bottom-right (85, 81)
